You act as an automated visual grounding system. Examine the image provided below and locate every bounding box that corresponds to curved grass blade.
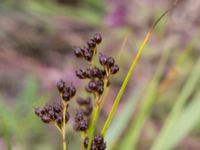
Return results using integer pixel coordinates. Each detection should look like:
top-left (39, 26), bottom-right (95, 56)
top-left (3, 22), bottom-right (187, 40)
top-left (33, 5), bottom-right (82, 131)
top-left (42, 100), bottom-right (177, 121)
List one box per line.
top-left (118, 42), bottom-right (171, 150)
top-left (158, 90), bottom-right (200, 150)
top-left (151, 58), bottom-right (200, 150)
top-left (100, 0), bottom-right (179, 137)
top-left (105, 86), bottom-right (143, 150)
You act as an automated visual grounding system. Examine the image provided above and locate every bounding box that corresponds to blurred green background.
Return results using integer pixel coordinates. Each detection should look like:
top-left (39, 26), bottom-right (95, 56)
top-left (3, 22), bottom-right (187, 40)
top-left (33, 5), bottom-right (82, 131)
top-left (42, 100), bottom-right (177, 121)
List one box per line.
top-left (0, 0), bottom-right (200, 150)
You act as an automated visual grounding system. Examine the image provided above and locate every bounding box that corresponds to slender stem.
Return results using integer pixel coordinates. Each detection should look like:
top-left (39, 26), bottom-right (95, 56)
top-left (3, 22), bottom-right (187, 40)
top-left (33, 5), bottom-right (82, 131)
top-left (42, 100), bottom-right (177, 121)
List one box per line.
top-left (62, 102), bottom-right (67, 150)
top-left (87, 77), bottom-right (109, 150)
top-left (54, 122), bottom-right (62, 134)
top-left (87, 104), bottom-right (100, 150)
top-left (101, 31), bottom-right (152, 136)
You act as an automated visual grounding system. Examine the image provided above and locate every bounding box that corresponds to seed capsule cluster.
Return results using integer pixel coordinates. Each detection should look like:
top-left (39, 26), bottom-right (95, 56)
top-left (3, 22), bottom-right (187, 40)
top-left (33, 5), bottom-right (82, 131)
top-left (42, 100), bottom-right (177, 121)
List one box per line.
top-left (35, 32), bottom-right (119, 150)
top-left (74, 110), bottom-right (89, 131)
top-left (74, 33), bottom-right (119, 97)
top-left (35, 79), bottom-right (76, 130)
top-left (77, 97), bottom-right (93, 116)
top-left (74, 33), bottom-right (102, 62)
top-left (84, 134), bottom-right (106, 150)
top-left (35, 102), bottom-right (70, 126)
top-left (99, 53), bottom-right (119, 74)
top-left (57, 79), bottom-right (76, 101)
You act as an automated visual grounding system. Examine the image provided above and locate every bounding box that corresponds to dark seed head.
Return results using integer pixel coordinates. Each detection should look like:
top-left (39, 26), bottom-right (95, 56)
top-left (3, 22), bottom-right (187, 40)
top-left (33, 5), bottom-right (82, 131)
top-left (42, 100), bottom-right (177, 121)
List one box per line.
top-left (94, 134), bottom-right (104, 145)
top-left (69, 83), bottom-right (76, 97)
top-left (97, 86), bottom-right (104, 95)
top-left (62, 90), bottom-right (70, 101)
top-left (84, 51), bottom-right (93, 62)
top-left (85, 68), bottom-right (92, 78)
top-left (41, 115), bottom-right (51, 123)
top-left (56, 115), bottom-right (63, 124)
top-left (75, 110), bottom-right (84, 122)
top-left (76, 70), bottom-right (85, 79)
top-left (88, 80), bottom-right (97, 91)
top-left (94, 33), bottom-right (102, 44)
top-left (53, 102), bottom-right (62, 113)
top-left (74, 47), bottom-right (83, 57)
top-left (84, 137), bottom-right (89, 148)
top-left (79, 120), bottom-right (88, 131)
top-left (87, 39), bottom-right (96, 48)
top-left (97, 80), bottom-right (104, 86)
top-left (99, 54), bottom-right (107, 66)
top-left (48, 110), bottom-right (55, 119)
top-left (110, 65), bottom-right (119, 74)
top-left (107, 57), bottom-right (115, 67)
top-left (34, 108), bottom-right (43, 117)
top-left (44, 104), bottom-right (52, 112)
top-left (56, 79), bottom-right (65, 93)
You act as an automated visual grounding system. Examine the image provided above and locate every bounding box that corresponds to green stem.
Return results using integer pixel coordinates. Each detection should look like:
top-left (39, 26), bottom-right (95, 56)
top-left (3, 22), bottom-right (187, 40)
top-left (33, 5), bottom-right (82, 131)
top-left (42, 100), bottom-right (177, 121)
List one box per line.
top-left (101, 31), bottom-right (151, 136)
top-left (87, 104), bottom-right (100, 150)
top-left (100, 0), bottom-right (180, 136)
top-left (87, 77), bottom-right (109, 150)
top-left (62, 103), bottom-right (67, 150)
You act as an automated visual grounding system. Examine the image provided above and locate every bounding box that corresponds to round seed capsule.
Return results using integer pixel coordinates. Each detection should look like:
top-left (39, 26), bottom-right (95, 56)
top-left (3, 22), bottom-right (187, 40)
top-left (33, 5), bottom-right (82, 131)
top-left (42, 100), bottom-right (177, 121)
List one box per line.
top-left (41, 115), bottom-right (51, 123)
top-left (56, 79), bottom-right (65, 93)
top-left (94, 33), bottom-right (102, 44)
top-left (110, 65), bottom-right (119, 74)
top-left (107, 57), bottom-right (115, 67)
top-left (74, 47), bottom-right (83, 57)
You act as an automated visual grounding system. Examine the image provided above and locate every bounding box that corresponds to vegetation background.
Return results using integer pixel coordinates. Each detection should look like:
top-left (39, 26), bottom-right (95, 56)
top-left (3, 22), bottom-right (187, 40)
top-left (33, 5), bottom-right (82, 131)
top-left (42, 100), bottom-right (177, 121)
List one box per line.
top-left (0, 0), bottom-right (200, 150)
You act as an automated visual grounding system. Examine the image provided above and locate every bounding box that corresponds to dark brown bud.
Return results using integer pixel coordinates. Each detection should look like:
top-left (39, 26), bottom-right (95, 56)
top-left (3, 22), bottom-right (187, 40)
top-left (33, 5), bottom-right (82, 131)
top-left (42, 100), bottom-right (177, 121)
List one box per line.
top-left (99, 54), bottom-right (107, 66)
top-left (97, 86), bottom-right (104, 95)
top-left (107, 57), bottom-right (115, 67)
top-left (48, 110), bottom-right (55, 119)
top-left (75, 110), bottom-right (84, 122)
top-left (57, 79), bottom-right (65, 93)
top-left (34, 108), bottom-right (44, 117)
top-left (41, 115), bottom-right (51, 123)
top-left (53, 102), bottom-right (63, 113)
top-left (87, 39), bottom-right (96, 48)
top-left (84, 137), bottom-right (89, 148)
top-left (76, 70), bottom-right (85, 79)
top-left (44, 104), bottom-right (52, 112)
top-left (56, 115), bottom-right (63, 124)
top-left (84, 51), bottom-right (93, 62)
top-left (79, 120), bottom-right (88, 131)
top-left (74, 47), bottom-right (83, 57)
top-left (69, 83), bottom-right (76, 97)
top-left (110, 65), bottom-right (119, 74)
top-left (94, 134), bottom-right (104, 145)
top-left (94, 33), bottom-right (102, 44)
top-left (84, 68), bottom-right (92, 78)
top-left (62, 90), bottom-right (70, 101)
top-left (88, 80), bottom-right (97, 91)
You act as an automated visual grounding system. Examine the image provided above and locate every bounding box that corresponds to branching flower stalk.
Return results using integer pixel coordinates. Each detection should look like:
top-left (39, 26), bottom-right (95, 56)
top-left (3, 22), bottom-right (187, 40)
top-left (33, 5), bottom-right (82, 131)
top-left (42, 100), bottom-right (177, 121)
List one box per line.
top-left (74, 33), bottom-right (119, 150)
top-left (35, 80), bottom-right (76, 150)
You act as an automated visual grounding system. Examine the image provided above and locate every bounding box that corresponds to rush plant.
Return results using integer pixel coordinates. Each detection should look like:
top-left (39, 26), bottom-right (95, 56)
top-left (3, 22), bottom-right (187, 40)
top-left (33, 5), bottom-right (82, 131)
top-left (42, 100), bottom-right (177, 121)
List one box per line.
top-left (34, 1), bottom-right (181, 150)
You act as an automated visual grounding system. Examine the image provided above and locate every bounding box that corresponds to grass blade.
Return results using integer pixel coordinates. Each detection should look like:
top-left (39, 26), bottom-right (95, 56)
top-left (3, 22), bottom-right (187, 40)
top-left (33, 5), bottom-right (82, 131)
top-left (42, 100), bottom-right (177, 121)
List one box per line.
top-left (105, 86), bottom-right (143, 150)
top-left (151, 58), bottom-right (200, 150)
top-left (118, 46), bottom-right (171, 150)
top-left (160, 90), bottom-right (200, 150)
top-left (100, 0), bottom-right (179, 136)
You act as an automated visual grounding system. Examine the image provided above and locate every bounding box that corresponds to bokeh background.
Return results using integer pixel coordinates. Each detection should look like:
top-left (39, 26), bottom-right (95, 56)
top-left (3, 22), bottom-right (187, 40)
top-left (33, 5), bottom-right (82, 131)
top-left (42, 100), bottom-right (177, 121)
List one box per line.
top-left (0, 0), bottom-right (200, 150)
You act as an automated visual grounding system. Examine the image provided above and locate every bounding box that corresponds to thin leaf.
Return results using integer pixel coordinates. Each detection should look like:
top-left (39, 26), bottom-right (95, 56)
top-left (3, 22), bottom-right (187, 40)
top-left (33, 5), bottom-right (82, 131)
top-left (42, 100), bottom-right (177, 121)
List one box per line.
top-left (118, 46), bottom-right (171, 150)
top-left (100, 0), bottom-right (179, 136)
top-left (151, 58), bottom-right (200, 150)
top-left (105, 86), bottom-right (143, 150)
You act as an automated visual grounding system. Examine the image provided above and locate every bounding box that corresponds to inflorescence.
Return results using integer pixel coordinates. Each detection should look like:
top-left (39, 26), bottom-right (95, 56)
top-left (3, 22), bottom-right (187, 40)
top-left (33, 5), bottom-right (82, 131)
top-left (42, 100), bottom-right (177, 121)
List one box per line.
top-left (34, 33), bottom-right (119, 150)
